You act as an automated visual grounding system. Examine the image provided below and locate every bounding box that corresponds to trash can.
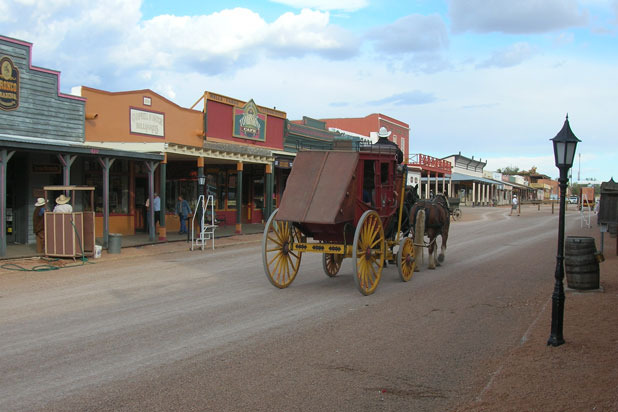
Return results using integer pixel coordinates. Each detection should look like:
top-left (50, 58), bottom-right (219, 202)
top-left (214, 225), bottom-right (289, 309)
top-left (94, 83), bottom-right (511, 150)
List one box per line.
top-left (108, 233), bottom-right (122, 254)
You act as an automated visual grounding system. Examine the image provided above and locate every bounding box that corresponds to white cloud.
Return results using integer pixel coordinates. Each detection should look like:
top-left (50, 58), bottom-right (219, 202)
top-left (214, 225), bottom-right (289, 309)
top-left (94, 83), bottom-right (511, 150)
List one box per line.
top-left (477, 42), bottom-right (536, 68)
top-left (269, 0), bottom-right (369, 12)
top-left (369, 14), bottom-right (448, 53)
top-left (2, 2), bottom-right (358, 90)
top-left (367, 14), bottom-right (450, 74)
top-left (449, 0), bottom-right (588, 33)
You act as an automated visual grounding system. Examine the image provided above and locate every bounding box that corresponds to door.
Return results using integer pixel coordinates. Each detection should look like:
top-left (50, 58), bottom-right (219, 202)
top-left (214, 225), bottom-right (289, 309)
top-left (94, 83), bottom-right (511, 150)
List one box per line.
top-left (134, 177), bottom-right (147, 231)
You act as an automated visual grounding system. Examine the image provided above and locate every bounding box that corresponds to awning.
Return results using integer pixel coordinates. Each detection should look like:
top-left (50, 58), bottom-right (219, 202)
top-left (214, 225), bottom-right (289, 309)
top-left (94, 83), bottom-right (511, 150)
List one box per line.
top-left (434, 172), bottom-right (497, 185)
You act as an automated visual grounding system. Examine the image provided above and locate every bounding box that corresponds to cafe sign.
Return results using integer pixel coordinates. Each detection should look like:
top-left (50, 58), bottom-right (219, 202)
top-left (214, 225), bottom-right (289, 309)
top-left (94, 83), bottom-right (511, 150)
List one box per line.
top-left (0, 56), bottom-right (19, 111)
top-left (233, 99), bottom-right (266, 141)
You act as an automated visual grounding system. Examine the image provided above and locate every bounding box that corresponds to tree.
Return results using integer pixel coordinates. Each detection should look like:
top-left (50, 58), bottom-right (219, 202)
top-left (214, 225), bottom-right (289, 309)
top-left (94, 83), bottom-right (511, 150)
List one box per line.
top-left (497, 166), bottom-right (520, 175)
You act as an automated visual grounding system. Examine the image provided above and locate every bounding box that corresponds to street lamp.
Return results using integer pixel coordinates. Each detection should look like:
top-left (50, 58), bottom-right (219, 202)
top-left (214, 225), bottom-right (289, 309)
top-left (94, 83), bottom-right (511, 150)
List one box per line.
top-left (547, 114), bottom-right (580, 347)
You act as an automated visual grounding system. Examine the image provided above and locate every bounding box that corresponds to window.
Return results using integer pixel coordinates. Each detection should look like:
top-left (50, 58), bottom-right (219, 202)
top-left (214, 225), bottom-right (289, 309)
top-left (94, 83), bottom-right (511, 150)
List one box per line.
top-left (381, 162), bottom-right (390, 184)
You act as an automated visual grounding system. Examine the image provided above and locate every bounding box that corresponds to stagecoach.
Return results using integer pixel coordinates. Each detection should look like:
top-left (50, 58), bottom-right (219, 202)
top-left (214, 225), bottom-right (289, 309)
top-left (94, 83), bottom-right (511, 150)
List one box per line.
top-left (261, 144), bottom-right (416, 295)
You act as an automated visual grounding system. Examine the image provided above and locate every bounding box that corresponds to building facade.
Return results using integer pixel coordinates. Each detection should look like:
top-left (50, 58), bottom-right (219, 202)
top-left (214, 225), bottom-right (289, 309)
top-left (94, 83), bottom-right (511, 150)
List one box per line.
top-left (0, 35), bottom-right (162, 256)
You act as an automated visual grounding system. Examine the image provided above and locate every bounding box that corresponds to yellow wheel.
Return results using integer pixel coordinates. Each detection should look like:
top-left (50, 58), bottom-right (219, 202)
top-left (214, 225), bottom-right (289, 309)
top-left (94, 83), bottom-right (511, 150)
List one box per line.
top-left (397, 237), bottom-right (415, 282)
top-left (352, 210), bottom-right (385, 296)
top-left (262, 209), bottom-right (302, 289)
top-left (322, 253), bottom-right (343, 277)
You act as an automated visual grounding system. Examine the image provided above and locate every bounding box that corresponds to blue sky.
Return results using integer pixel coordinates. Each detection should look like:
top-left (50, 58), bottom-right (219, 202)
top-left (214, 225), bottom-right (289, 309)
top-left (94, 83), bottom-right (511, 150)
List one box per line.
top-left (2, 0), bottom-right (617, 181)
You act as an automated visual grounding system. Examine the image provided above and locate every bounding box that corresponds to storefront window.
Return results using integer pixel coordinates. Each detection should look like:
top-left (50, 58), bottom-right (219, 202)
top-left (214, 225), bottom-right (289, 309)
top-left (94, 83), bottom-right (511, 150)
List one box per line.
top-left (253, 176), bottom-right (264, 209)
top-left (227, 172), bottom-right (237, 209)
top-left (84, 159), bottom-right (129, 214)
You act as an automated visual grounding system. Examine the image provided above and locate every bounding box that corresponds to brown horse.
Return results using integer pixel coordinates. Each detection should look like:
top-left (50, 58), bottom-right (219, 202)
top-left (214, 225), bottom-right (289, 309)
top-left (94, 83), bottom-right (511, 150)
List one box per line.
top-left (409, 193), bottom-right (451, 269)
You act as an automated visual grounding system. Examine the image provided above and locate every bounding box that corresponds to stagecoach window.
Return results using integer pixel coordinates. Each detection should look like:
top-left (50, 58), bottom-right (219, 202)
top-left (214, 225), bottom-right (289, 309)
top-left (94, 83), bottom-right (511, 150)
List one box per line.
top-left (363, 160), bottom-right (375, 205)
top-left (381, 162), bottom-right (389, 184)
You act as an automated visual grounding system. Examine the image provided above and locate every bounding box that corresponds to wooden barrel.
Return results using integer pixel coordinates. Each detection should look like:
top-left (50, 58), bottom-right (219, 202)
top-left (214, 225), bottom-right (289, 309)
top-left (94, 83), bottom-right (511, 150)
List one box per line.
top-left (564, 236), bottom-right (600, 290)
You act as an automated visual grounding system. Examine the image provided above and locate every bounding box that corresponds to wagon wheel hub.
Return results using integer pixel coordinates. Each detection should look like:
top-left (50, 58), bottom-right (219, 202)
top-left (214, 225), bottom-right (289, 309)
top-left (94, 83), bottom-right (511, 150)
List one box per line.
top-left (405, 255), bottom-right (415, 265)
top-left (282, 242), bottom-right (290, 255)
top-left (365, 248), bottom-right (373, 259)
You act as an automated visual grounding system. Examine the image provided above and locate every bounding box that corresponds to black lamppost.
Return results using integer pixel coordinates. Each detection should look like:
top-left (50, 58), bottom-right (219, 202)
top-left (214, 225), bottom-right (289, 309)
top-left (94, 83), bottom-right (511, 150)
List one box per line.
top-left (547, 114), bottom-right (580, 347)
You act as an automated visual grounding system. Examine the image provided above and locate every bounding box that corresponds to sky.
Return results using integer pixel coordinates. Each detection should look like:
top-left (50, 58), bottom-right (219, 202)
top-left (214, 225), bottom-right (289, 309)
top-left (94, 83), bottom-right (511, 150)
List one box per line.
top-left (2, 0), bottom-right (617, 181)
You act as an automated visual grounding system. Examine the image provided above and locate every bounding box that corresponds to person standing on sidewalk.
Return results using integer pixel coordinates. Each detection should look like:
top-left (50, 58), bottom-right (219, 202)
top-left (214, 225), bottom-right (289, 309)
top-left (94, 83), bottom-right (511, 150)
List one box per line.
top-left (509, 194), bottom-right (519, 216)
top-left (146, 193), bottom-right (161, 232)
top-left (33, 197), bottom-right (47, 253)
top-left (176, 195), bottom-right (191, 234)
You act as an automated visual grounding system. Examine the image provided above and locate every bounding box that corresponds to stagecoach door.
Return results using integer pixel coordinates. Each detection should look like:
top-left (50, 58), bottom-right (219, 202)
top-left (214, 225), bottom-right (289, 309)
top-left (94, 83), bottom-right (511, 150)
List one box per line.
top-left (377, 161), bottom-right (395, 215)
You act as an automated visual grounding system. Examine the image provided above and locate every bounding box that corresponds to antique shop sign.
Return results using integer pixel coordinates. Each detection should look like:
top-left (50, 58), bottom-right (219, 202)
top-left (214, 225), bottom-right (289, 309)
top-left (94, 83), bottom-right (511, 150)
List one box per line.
top-left (0, 56), bottom-right (19, 111)
top-left (130, 108), bottom-right (165, 137)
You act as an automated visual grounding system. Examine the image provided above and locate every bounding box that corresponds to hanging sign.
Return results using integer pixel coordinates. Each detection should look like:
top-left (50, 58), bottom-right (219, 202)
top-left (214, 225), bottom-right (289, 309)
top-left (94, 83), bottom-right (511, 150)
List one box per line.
top-left (0, 56), bottom-right (19, 111)
top-left (233, 99), bottom-right (266, 141)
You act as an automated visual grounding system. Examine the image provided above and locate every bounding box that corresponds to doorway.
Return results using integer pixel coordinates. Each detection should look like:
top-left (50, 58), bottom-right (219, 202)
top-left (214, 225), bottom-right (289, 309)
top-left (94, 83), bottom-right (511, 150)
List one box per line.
top-left (135, 177), bottom-right (148, 232)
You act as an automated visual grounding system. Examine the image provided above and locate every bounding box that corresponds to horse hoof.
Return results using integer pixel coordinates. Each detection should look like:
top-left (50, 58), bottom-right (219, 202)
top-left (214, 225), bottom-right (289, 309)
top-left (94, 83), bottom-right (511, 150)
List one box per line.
top-left (438, 254), bottom-right (445, 263)
top-left (428, 265), bottom-right (436, 270)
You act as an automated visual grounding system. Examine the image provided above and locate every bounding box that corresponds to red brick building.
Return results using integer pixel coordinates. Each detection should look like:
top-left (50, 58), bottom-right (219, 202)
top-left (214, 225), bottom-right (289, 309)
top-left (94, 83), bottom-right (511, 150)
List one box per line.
top-left (320, 114), bottom-right (409, 161)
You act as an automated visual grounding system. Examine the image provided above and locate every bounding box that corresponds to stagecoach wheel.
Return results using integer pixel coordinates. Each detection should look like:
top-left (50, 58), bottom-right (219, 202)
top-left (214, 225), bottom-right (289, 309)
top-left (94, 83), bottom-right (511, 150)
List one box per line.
top-left (262, 209), bottom-right (302, 289)
top-left (396, 237), bottom-right (416, 282)
top-left (352, 210), bottom-right (385, 296)
top-left (322, 253), bottom-right (343, 277)
top-left (454, 208), bottom-right (462, 221)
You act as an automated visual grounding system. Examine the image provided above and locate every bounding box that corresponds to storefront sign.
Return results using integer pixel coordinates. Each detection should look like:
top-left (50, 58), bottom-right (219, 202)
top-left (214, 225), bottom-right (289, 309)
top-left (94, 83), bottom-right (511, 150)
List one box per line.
top-left (0, 56), bottom-right (19, 111)
top-left (130, 108), bottom-right (165, 137)
top-left (233, 99), bottom-right (266, 141)
top-left (32, 164), bottom-right (61, 174)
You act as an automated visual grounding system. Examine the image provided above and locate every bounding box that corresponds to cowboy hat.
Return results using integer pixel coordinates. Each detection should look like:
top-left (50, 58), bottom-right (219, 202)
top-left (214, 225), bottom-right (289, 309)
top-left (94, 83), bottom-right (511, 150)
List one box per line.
top-left (56, 194), bottom-right (71, 205)
top-left (377, 126), bottom-right (391, 138)
top-left (35, 197), bottom-right (47, 207)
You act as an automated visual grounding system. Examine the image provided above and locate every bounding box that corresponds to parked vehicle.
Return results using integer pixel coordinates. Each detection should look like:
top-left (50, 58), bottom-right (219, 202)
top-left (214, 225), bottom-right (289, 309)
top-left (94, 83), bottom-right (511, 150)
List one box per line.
top-left (568, 196), bottom-right (579, 204)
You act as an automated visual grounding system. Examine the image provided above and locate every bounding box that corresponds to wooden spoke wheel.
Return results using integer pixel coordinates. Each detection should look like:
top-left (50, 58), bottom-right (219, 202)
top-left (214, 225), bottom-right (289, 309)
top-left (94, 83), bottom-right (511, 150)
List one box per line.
top-left (262, 209), bottom-right (302, 289)
top-left (397, 237), bottom-right (416, 282)
top-left (352, 210), bottom-right (385, 296)
top-left (322, 253), bottom-right (344, 277)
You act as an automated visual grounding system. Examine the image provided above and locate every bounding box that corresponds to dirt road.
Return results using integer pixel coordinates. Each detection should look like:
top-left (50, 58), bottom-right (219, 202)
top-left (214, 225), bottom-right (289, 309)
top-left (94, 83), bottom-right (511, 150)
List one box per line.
top-left (0, 206), bottom-right (609, 411)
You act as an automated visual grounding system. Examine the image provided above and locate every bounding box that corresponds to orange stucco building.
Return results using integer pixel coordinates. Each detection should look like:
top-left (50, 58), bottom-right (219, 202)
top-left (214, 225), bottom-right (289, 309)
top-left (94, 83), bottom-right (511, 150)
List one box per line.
top-left (77, 87), bottom-right (286, 237)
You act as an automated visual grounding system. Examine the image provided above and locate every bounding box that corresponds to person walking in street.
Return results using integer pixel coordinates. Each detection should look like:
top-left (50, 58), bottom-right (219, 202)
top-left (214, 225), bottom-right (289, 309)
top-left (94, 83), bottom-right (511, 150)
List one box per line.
top-left (33, 197), bottom-right (47, 254)
top-left (176, 195), bottom-right (191, 234)
top-left (510, 194), bottom-right (519, 216)
top-left (53, 194), bottom-right (73, 213)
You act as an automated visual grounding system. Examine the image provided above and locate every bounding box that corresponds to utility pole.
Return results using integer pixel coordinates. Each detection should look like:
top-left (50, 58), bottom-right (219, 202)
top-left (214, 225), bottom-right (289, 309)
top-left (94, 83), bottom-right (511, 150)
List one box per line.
top-left (578, 153), bottom-right (581, 181)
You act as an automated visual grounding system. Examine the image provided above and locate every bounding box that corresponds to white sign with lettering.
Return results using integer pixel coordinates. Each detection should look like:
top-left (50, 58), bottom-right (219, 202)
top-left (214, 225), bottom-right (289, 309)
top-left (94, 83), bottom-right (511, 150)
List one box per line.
top-left (130, 108), bottom-right (164, 137)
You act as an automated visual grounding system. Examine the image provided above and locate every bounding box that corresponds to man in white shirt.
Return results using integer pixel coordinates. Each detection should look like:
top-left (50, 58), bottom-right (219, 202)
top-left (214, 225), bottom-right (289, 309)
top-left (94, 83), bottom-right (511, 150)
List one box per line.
top-left (53, 194), bottom-right (73, 213)
top-left (509, 194), bottom-right (519, 216)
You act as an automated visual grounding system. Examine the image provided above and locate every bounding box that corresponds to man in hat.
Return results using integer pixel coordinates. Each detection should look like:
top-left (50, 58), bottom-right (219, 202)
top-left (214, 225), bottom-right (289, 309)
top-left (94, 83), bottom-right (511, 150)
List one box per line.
top-left (33, 197), bottom-right (48, 253)
top-left (53, 194), bottom-right (73, 213)
top-left (373, 126), bottom-right (404, 164)
top-left (509, 194), bottom-right (519, 216)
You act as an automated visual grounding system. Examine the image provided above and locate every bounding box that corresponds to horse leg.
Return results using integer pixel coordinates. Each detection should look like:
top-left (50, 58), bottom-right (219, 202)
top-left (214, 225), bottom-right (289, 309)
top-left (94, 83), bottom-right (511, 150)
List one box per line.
top-left (427, 231), bottom-right (436, 270)
top-left (438, 225), bottom-right (449, 264)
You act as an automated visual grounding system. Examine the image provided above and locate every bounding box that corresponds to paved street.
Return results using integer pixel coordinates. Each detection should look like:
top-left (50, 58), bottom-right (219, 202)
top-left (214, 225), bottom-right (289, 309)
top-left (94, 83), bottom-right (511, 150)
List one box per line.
top-left (1, 207), bottom-right (585, 411)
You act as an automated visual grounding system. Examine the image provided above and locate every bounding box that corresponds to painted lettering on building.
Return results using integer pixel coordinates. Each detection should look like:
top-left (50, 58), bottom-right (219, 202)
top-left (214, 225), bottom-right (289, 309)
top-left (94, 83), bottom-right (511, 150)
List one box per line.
top-left (130, 108), bottom-right (165, 137)
top-left (0, 56), bottom-right (19, 111)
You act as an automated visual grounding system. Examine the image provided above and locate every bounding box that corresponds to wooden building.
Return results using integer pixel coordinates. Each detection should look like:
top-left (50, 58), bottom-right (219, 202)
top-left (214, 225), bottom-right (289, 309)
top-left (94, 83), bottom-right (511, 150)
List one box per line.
top-left (0, 35), bottom-right (162, 256)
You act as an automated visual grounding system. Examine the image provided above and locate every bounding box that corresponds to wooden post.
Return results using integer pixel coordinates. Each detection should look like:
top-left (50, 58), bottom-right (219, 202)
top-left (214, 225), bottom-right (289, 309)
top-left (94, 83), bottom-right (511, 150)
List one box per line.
top-left (145, 161), bottom-right (159, 242)
top-left (159, 154), bottom-right (167, 240)
top-left (236, 162), bottom-right (243, 234)
top-left (98, 157), bottom-right (115, 248)
top-left (0, 150), bottom-right (15, 257)
top-left (265, 163), bottom-right (273, 221)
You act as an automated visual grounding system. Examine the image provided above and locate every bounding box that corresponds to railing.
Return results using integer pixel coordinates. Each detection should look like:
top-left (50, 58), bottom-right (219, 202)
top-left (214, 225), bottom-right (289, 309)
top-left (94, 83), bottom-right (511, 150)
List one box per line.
top-left (191, 194), bottom-right (216, 251)
top-left (407, 153), bottom-right (452, 174)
